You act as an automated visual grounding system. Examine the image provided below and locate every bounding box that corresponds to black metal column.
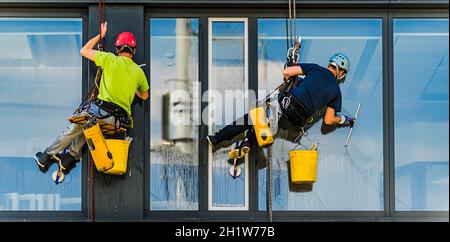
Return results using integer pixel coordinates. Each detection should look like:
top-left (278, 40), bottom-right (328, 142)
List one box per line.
top-left (88, 4), bottom-right (145, 220)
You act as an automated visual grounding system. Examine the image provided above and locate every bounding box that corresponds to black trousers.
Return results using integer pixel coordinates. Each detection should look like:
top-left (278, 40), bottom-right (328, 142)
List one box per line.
top-left (215, 113), bottom-right (256, 144)
top-left (215, 107), bottom-right (305, 147)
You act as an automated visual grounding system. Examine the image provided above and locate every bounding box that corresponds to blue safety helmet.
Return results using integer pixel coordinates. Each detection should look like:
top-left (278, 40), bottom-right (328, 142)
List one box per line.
top-left (329, 53), bottom-right (350, 84)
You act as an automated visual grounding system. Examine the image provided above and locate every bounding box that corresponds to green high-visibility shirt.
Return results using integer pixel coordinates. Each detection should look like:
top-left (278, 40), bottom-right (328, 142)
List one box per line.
top-left (95, 51), bottom-right (149, 116)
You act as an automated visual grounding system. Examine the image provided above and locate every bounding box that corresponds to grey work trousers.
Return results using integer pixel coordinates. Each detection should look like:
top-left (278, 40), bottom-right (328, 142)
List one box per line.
top-left (45, 104), bottom-right (118, 160)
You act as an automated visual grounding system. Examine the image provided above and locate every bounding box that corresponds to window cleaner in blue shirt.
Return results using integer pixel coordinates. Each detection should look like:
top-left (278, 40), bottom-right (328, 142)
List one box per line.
top-left (207, 53), bottom-right (356, 167)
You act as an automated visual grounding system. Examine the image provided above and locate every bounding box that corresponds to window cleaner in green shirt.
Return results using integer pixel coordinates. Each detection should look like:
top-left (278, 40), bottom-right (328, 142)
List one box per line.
top-left (34, 22), bottom-right (149, 176)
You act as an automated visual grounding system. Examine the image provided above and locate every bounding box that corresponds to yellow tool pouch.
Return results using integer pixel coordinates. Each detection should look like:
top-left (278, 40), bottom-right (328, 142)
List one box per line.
top-left (83, 120), bottom-right (114, 172)
top-left (249, 106), bottom-right (274, 148)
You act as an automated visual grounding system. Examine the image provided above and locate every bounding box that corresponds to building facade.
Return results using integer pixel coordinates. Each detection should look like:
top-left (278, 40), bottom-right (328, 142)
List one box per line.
top-left (0, 0), bottom-right (448, 221)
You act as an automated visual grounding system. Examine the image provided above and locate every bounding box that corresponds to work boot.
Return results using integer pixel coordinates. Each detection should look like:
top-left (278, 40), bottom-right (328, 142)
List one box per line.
top-left (34, 151), bottom-right (55, 173)
top-left (207, 134), bottom-right (223, 147)
top-left (57, 152), bottom-right (80, 175)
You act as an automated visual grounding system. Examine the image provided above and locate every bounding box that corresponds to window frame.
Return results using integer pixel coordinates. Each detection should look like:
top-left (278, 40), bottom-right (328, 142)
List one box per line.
top-left (389, 10), bottom-right (450, 218)
top-left (0, 9), bottom-right (89, 220)
top-left (207, 17), bottom-right (250, 211)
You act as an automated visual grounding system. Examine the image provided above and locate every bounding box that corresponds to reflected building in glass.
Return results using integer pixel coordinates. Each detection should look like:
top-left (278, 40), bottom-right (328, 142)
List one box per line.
top-left (0, 18), bottom-right (82, 211)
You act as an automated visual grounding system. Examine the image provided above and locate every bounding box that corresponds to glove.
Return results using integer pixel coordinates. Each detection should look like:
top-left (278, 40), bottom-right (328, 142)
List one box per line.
top-left (339, 115), bottom-right (355, 127)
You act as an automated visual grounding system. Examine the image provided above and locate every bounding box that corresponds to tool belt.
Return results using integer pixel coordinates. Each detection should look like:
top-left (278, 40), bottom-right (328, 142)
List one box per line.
top-left (94, 99), bottom-right (132, 128)
top-left (278, 92), bottom-right (312, 128)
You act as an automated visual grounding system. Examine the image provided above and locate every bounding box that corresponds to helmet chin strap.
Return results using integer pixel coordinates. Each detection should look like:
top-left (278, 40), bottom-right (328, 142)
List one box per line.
top-left (338, 75), bottom-right (346, 86)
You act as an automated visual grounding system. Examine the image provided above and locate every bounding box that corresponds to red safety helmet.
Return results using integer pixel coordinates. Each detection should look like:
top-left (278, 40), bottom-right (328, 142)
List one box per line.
top-left (115, 32), bottom-right (137, 48)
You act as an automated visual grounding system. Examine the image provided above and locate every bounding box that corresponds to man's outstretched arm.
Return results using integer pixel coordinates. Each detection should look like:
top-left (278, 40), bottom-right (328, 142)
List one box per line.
top-left (80, 22), bottom-right (107, 62)
top-left (323, 107), bottom-right (354, 126)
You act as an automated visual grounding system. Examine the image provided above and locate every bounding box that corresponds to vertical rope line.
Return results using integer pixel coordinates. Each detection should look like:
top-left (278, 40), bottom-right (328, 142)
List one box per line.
top-left (90, 158), bottom-right (95, 222)
top-left (268, 146), bottom-right (273, 222)
top-left (293, 0), bottom-right (297, 39)
top-left (91, 0), bottom-right (106, 223)
top-left (288, 0), bottom-right (293, 46)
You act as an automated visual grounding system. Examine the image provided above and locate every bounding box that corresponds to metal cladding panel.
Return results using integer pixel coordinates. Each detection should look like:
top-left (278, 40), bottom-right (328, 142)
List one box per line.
top-left (88, 4), bottom-right (145, 220)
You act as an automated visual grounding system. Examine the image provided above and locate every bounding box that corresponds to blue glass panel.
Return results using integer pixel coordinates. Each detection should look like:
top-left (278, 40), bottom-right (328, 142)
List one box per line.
top-left (210, 20), bottom-right (247, 209)
top-left (150, 18), bottom-right (199, 210)
top-left (394, 19), bottom-right (449, 211)
top-left (0, 18), bottom-right (82, 211)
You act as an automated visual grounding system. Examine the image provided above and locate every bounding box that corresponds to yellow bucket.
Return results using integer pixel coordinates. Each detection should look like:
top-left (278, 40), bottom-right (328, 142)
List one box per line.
top-left (289, 150), bottom-right (319, 184)
top-left (103, 139), bottom-right (130, 175)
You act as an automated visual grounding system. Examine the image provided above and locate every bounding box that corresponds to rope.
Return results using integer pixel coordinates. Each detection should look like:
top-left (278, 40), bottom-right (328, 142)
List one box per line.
top-left (268, 145), bottom-right (273, 222)
top-left (91, 0), bottom-right (106, 104)
top-left (90, 0), bottom-right (107, 223)
top-left (288, 0), bottom-right (293, 46)
top-left (90, 158), bottom-right (95, 222)
top-left (264, 0), bottom-right (299, 222)
top-left (293, 0), bottom-right (297, 40)
top-left (285, 18), bottom-right (289, 53)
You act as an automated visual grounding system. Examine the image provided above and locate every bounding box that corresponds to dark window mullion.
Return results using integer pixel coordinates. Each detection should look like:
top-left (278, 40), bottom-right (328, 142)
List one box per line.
top-left (198, 17), bottom-right (209, 214)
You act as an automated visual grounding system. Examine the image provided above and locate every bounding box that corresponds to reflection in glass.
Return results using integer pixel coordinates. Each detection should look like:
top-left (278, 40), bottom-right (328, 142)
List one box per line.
top-left (0, 19), bottom-right (82, 211)
top-left (258, 19), bottom-right (383, 210)
top-left (150, 19), bottom-right (199, 210)
top-left (209, 21), bottom-right (248, 209)
top-left (394, 19), bottom-right (449, 211)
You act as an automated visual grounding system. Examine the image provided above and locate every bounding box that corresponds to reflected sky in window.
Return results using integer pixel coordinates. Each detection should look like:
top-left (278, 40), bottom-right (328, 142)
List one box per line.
top-left (394, 19), bottom-right (449, 211)
top-left (0, 19), bottom-right (82, 211)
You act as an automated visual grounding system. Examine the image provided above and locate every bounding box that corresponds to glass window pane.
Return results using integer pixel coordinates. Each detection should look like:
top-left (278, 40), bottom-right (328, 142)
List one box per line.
top-left (0, 18), bottom-right (82, 211)
top-left (150, 18), bottom-right (199, 210)
top-left (258, 19), bottom-right (383, 210)
top-left (394, 19), bottom-right (449, 211)
top-left (209, 20), bottom-right (248, 209)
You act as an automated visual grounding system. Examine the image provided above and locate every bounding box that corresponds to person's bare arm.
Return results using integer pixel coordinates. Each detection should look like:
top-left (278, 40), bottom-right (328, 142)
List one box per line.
top-left (283, 65), bottom-right (304, 81)
top-left (323, 107), bottom-right (343, 125)
top-left (80, 22), bottom-right (107, 62)
top-left (136, 90), bottom-right (149, 101)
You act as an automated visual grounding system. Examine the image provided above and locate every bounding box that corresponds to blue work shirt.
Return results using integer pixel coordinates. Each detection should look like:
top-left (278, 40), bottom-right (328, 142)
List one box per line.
top-left (290, 63), bottom-right (342, 115)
